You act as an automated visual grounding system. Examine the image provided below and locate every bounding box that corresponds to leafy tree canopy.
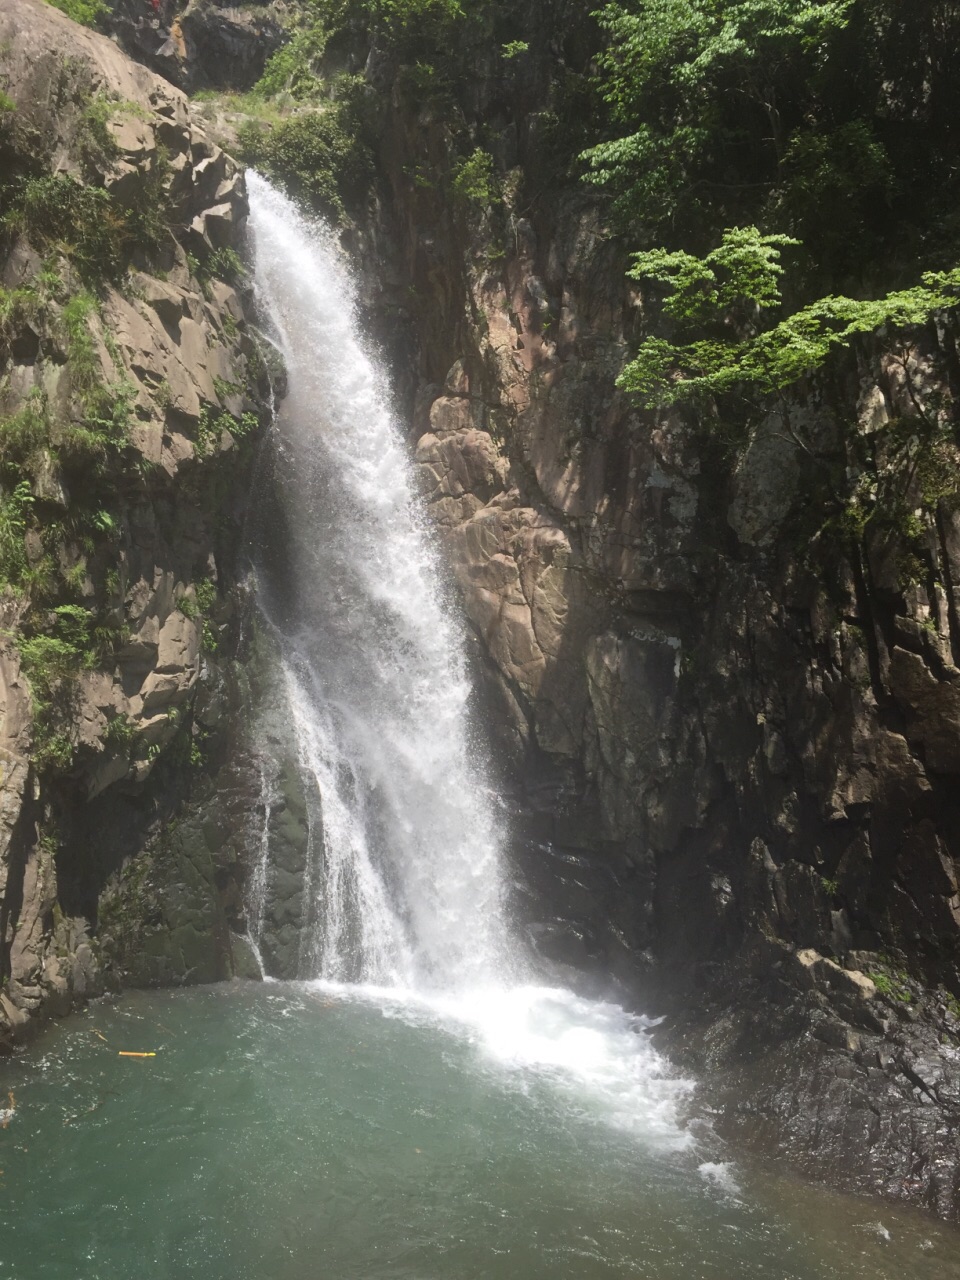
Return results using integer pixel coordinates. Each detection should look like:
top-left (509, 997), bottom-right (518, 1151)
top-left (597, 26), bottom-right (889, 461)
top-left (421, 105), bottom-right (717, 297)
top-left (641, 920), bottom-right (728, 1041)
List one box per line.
top-left (623, 227), bottom-right (960, 405)
top-left (582, 0), bottom-right (855, 234)
top-left (630, 226), bottom-right (799, 325)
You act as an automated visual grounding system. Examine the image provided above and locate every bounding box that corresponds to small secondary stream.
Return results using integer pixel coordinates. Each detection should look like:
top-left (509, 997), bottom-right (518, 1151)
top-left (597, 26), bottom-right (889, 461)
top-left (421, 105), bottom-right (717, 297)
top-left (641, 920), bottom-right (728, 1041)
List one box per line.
top-left (3, 180), bottom-right (958, 1278)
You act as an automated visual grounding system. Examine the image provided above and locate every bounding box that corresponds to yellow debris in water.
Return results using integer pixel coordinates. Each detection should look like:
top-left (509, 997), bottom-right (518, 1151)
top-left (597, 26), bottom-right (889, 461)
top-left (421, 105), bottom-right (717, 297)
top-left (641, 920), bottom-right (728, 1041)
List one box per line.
top-left (117, 1052), bottom-right (156, 1058)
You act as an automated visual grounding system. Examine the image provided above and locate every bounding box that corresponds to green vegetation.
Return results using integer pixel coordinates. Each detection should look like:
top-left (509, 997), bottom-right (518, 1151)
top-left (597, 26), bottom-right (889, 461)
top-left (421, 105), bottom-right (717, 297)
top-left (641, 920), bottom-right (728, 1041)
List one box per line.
top-left (582, 0), bottom-right (856, 241)
top-left (0, 37), bottom-right (268, 787)
top-left (0, 393), bottom-right (48, 476)
top-left (225, 0), bottom-right (480, 216)
top-left (451, 148), bottom-right (497, 207)
top-left (568, 0), bottom-right (960, 586)
top-left (0, 171), bottom-right (168, 283)
top-left (248, 0), bottom-right (456, 102)
top-left (194, 579), bottom-right (217, 613)
top-left (0, 272), bottom-right (135, 773)
top-left (0, 284), bottom-right (41, 337)
top-left (583, 0), bottom-right (960, 273)
top-left (582, 0), bottom-right (960, 447)
top-left (12, 580), bottom-right (131, 767)
top-left (869, 969), bottom-right (913, 1003)
top-left (177, 578), bottom-right (218, 621)
top-left (616, 220), bottom-right (960, 584)
top-left (255, 0), bottom-right (464, 84)
top-left (0, 481), bottom-right (34, 584)
top-left (16, 603), bottom-right (113, 768)
top-left (202, 620), bottom-right (219, 655)
top-left (205, 247), bottom-right (247, 289)
top-left (189, 245), bottom-right (248, 302)
top-left (173, 572), bottom-right (221, 654)
top-left (194, 406), bottom-right (259, 457)
top-left (256, 10), bottom-right (333, 100)
top-left (75, 92), bottom-right (121, 173)
top-left (44, 0), bottom-right (108, 27)
top-left (237, 106), bottom-right (373, 220)
top-left (61, 291), bottom-right (102, 399)
top-left (103, 714), bottom-right (136, 749)
top-left (3, 177), bottom-right (124, 280)
top-left (621, 228), bottom-right (960, 406)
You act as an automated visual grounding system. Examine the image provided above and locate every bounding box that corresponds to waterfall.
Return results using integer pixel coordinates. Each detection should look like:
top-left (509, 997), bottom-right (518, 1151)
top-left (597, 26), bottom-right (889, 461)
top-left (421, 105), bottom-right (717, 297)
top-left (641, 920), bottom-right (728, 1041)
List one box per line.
top-left (246, 174), bottom-right (512, 992)
top-left (245, 174), bottom-right (693, 1148)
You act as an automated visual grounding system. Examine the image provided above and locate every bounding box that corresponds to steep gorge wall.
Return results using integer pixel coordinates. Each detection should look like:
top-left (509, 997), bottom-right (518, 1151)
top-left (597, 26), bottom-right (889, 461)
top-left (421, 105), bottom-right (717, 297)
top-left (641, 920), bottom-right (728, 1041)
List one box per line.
top-left (319, 10), bottom-right (960, 1216)
top-left (0, 0), bottom-right (278, 1045)
top-left (106, 0), bottom-right (287, 95)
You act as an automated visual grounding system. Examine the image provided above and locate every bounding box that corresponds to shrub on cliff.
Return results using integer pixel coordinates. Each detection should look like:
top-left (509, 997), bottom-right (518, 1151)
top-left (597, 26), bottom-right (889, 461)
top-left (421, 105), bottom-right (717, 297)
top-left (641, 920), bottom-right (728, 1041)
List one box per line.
top-left (237, 108), bottom-right (373, 219)
top-left (1, 171), bottom-right (168, 283)
top-left (254, 0), bottom-right (463, 100)
top-left (44, 0), bottom-right (108, 28)
top-left (0, 480), bottom-right (33, 585)
top-left (451, 148), bottom-right (497, 207)
top-left (621, 229), bottom-right (960, 407)
top-left (622, 222), bottom-right (960, 581)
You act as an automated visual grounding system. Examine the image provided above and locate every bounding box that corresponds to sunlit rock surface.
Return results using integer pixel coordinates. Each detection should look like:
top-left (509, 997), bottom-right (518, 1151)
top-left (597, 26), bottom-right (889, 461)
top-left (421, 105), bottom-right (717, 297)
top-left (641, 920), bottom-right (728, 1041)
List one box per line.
top-left (0, 0), bottom-right (277, 1044)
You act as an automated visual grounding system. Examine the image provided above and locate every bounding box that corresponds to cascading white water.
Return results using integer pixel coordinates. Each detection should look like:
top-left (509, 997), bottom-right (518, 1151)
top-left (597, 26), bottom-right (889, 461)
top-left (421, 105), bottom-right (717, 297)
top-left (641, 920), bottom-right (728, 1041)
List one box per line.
top-left (246, 173), bottom-right (692, 1148)
top-left (246, 173), bottom-right (511, 991)
top-left (244, 759), bottom-right (277, 978)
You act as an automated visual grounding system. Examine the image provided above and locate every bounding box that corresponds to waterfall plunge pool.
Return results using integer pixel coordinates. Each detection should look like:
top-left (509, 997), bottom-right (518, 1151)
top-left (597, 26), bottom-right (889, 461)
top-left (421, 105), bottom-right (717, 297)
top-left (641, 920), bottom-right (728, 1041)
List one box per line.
top-left (1, 983), bottom-right (957, 1279)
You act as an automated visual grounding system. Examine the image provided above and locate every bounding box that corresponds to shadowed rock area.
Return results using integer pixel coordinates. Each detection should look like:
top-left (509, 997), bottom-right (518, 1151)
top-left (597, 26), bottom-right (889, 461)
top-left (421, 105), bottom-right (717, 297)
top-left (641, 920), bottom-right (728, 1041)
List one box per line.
top-left (281, 2), bottom-right (960, 1219)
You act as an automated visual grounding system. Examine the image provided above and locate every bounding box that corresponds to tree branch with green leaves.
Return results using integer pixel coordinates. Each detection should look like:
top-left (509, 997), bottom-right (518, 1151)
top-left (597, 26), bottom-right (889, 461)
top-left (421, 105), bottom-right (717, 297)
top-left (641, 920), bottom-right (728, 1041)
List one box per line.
top-left (621, 226), bottom-right (960, 408)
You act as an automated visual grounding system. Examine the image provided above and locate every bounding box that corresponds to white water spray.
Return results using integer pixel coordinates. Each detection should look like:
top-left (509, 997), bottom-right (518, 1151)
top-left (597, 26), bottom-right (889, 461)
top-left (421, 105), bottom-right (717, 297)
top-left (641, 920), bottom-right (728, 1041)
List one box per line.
top-left (246, 173), bottom-right (692, 1148)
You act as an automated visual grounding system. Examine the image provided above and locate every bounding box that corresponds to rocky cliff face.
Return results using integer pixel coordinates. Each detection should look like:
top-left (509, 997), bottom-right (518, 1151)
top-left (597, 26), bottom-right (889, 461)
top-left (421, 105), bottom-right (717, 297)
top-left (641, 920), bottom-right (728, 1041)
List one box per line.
top-left (107, 0), bottom-right (286, 94)
top-left (0, 0), bottom-right (275, 1045)
top-left (314, 19), bottom-right (960, 1219)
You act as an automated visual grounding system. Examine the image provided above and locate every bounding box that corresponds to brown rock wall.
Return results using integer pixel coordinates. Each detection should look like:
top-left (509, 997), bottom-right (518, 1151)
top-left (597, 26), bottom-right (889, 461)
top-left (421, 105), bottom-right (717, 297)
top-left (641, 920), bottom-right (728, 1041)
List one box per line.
top-left (0, 0), bottom-right (275, 1046)
top-left (355, 46), bottom-right (960, 1216)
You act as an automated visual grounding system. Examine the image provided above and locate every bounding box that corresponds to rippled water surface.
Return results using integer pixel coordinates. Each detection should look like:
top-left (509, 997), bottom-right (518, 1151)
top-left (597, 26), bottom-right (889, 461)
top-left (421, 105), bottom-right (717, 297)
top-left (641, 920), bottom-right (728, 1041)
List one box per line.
top-left (1, 985), bottom-right (958, 1280)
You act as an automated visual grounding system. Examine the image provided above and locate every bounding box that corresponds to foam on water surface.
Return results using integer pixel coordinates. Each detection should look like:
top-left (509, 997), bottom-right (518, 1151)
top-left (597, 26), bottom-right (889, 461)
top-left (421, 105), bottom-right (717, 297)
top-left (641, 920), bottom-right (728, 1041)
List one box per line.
top-left (309, 978), bottom-right (694, 1149)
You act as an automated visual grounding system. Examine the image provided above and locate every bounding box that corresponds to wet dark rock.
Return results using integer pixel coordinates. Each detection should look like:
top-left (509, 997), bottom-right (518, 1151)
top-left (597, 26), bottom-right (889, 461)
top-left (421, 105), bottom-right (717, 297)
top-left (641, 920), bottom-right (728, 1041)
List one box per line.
top-left (229, 931), bottom-right (263, 981)
top-left (257, 758), bottom-right (317, 980)
top-left (332, 10), bottom-right (960, 1221)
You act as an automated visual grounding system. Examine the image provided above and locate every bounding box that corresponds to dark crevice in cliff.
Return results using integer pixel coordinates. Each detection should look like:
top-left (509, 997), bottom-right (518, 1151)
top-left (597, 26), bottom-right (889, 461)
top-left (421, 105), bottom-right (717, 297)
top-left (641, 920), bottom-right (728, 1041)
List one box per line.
top-left (0, 774), bottom-right (39, 990)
